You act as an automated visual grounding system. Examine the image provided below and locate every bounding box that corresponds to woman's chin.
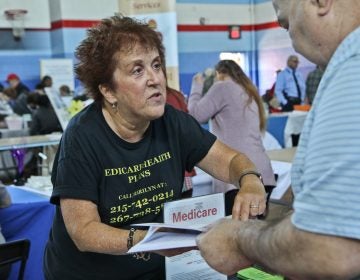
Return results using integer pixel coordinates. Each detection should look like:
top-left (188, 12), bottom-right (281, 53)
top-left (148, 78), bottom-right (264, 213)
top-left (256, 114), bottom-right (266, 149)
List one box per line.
top-left (147, 104), bottom-right (165, 120)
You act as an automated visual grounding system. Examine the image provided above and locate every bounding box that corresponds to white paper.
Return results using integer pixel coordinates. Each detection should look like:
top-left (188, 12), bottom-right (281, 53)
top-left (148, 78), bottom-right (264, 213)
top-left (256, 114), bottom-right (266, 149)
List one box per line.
top-left (11, 184), bottom-right (52, 197)
top-left (128, 193), bottom-right (225, 253)
top-left (166, 250), bottom-right (226, 280)
top-left (164, 193), bottom-right (226, 280)
top-left (270, 160), bottom-right (292, 200)
top-left (127, 223), bottom-right (206, 253)
top-left (284, 111), bottom-right (308, 148)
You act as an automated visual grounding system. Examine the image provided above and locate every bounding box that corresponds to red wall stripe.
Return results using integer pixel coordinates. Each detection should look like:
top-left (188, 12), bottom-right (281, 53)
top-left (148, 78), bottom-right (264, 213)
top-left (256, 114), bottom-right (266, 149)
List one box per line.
top-left (50, 19), bottom-right (279, 32)
top-left (177, 21), bottom-right (279, 32)
top-left (51, 20), bottom-right (100, 29)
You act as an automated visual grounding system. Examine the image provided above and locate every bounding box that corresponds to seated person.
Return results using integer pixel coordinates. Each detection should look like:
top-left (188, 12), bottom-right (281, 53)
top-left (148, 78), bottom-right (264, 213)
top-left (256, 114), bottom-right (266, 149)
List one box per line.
top-left (59, 85), bottom-right (73, 97)
top-left (6, 73), bottom-right (30, 98)
top-left (35, 75), bottom-right (53, 93)
top-left (2, 87), bottom-right (32, 116)
top-left (27, 92), bottom-right (62, 135)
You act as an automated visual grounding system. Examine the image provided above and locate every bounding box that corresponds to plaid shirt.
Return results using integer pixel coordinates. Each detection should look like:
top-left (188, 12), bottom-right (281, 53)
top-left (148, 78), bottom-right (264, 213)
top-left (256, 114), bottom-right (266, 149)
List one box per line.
top-left (305, 67), bottom-right (323, 104)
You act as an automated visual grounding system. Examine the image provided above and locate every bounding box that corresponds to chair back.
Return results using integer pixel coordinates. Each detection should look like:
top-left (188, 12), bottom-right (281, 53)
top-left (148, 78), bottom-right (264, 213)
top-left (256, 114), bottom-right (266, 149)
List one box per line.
top-left (0, 239), bottom-right (30, 280)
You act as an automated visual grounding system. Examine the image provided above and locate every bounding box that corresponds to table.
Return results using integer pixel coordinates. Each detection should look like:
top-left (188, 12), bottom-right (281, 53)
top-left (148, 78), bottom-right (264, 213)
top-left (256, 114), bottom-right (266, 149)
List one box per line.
top-left (0, 186), bottom-right (54, 280)
top-left (266, 148), bottom-right (296, 200)
top-left (266, 147), bottom-right (296, 163)
top-left (267, 111), bottom-right (308, 148)
top-left (0, 134), bottom-right (61, 151)
top-left (284, 111), bottom-right (307, 147)
top-left (0, 134), bottom-right (61, 180)
top-left (0, 128), bottom-right (29, 139)
top-left (266, 148), bottom-right (296, 207)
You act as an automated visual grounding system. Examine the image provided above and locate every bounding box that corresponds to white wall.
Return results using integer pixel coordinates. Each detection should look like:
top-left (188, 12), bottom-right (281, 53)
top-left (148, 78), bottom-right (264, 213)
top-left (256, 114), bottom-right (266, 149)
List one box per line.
top-left (0, 0), bottom-right (51, 28)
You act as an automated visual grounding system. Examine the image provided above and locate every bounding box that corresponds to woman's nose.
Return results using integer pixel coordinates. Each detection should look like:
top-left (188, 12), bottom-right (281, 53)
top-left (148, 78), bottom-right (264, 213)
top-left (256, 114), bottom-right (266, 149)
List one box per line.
top-left (146, 68), bottom-right (162, 86)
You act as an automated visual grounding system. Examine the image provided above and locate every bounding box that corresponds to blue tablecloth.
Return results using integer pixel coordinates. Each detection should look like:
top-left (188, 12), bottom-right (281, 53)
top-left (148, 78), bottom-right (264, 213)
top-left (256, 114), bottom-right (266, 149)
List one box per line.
top-left (267, 114), bottom-right (289, 148)
top-left (0, 187), bottom-right (54, 280)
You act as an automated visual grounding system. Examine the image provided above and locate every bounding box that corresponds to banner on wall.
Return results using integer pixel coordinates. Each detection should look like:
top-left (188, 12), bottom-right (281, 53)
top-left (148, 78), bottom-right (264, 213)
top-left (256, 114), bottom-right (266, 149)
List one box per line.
top-left (118, 0), bottom-right (179, 90)
top-left (40, 59), bottom-right (75, 92)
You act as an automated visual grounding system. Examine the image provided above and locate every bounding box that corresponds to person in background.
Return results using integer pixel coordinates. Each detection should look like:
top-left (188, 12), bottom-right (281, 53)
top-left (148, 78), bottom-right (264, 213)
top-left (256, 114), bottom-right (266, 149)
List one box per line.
top-left (262, 69), bottom-right (282, 113)
top-left (0, 184), bottom-right (11, 279)
top-left (0, 83), bottom-right (3, 92)
top-left (43, 15), bottom-right (266, 280)
top-left (166, 86), bottom-right (188, 112)
top-left (5, 73), bottom-right (30, 98)
top-left (275, 55), bottom-right (306, 112)
top-left (59, 85), bottom-right (72, 97)
top-left (58, 85), bottom-right (74, 107)
top-left (27, 92), bottom-right (62, 135)
top-left (2, 73), bottom-right (32, 116)
top-left (305, 65), bottom-right (323, 105)
top-left (2, 87), bottom-right (32, 116)
top-left (196, 0), bottom-right (360, 279)
top-left (166, 86), bottom-right (196, 198)
top-left (188, 60), bottom-right (275, 214)
top-left (35, 75), bottom-right (53, 93)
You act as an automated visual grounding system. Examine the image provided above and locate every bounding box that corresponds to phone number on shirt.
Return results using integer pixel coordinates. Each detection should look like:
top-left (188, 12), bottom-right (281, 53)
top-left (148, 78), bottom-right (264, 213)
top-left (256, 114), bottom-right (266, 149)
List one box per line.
top-left (109, 190), bottom-right (174, 224)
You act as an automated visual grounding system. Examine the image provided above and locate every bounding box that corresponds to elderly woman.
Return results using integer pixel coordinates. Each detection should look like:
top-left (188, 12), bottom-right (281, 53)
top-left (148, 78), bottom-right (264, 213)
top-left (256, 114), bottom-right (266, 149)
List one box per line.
top-left (43, 16), bottom-right (266, 280)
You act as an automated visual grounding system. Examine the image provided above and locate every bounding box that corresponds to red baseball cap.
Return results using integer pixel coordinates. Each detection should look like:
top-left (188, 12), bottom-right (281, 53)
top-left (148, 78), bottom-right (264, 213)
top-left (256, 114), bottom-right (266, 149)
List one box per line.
top-left (6, 73), bottom-right (19, 82)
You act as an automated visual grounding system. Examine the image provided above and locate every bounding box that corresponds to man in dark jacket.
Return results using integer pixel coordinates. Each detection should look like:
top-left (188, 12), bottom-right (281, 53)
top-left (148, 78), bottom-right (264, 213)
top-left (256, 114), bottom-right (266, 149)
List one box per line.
top-left (6, 73), bottom-right (30, 98)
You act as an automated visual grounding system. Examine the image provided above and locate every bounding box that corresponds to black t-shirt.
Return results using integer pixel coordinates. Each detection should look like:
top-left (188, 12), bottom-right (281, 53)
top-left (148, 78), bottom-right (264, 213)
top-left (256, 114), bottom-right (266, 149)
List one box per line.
top-left (44, 103), bottom-right (216, 280)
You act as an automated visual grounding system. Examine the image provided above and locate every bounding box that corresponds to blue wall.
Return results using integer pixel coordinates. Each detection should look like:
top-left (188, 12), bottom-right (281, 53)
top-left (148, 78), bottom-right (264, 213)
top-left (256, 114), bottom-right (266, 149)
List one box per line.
top-left (0, 0), bottom-right (306, 97)
top-left (177, 28), bottom-right (257, 94)
top-left (0, 30), bottom-right (52, 89)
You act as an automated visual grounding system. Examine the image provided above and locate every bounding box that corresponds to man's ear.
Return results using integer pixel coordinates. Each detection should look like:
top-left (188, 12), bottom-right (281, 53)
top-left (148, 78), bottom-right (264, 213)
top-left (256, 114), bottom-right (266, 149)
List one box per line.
top-left (315, 0), bottom-right (333, 16)
top-left (99, 84), bottom-right (116, 104)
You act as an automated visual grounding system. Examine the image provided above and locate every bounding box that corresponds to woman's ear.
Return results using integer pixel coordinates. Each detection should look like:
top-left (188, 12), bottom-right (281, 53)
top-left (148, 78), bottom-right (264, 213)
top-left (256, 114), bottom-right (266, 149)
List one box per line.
top-left (314, 0), bottom-right (333, 16)
top-left (99, 84), bottom-right (116, 104)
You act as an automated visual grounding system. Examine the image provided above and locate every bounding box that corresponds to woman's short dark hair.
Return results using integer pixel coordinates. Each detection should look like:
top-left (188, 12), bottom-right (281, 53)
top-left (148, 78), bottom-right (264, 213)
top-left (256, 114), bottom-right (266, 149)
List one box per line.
top-left (75, 15), bottom-right (166, 103)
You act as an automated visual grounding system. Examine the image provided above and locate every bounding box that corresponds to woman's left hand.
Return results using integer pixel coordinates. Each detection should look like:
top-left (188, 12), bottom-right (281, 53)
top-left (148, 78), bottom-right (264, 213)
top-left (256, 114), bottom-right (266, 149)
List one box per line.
top-left (231, 175), bottom-right (266, 221)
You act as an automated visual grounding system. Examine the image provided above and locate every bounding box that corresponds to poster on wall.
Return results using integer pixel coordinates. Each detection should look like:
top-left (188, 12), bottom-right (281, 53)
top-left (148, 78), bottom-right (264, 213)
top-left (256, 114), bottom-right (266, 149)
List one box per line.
top-left (118, 0), bottom-right (179, 90)
top-left (40, 59), bottom-right (75, 92)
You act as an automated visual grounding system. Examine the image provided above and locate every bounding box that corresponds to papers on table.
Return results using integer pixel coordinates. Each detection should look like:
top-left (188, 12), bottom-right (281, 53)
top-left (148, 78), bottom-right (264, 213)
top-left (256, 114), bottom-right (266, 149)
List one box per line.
top-left (128, 193), bottom-right (224, 253)
top-left (270, 160), bottom-right (292, 200)
top-left (167, 250), bottom-right (226, 280)
top-left (127, 192), bottom-right (227, 280)
top-left (11, 176), bottom-right (53, 197)
top-left (128, 223), bottom-right (203, 253)
top-left (164, 192), bottom-right (226, 280)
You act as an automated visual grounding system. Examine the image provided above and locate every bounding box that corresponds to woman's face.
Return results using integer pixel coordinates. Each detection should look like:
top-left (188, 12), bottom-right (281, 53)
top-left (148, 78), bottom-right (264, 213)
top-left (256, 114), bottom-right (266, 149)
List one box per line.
top-left (109, 44), bottom-right (166, 123)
